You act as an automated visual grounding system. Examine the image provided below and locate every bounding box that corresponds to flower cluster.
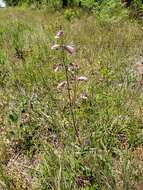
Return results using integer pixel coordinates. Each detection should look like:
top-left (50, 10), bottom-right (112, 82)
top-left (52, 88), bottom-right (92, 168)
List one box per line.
top-left (51, 30), bottom-right (75, 54)
top-left (51, 30), bottom-right (88, 101)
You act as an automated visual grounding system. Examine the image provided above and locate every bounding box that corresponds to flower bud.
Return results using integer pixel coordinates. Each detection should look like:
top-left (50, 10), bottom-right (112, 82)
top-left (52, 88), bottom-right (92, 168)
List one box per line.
top-left (57, 81), bottom-right (67, 90)
top-left (51, 44), bottom-right (60, 50)
top-left (77, 76), bottom-right (88, 82)
top-left (63, 45), bottom-right (75, 54)
top-left (55, 30), bottom-right (64, 39)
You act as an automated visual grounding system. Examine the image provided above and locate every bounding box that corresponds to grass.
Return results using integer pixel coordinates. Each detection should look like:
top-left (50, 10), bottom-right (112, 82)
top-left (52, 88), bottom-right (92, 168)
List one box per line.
top-left (0, 7), bottom-right (143, 190)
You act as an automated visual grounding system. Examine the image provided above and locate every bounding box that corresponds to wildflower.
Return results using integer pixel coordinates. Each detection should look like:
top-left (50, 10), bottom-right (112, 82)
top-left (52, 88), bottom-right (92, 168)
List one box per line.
top-left (51, 44), bottom-right (60, 50)
top-left (63, 45), bottom-right (75, 54)
top-left (77, 76), bottom-right (88, 82)
top-left (55, 30), bottom-right (64, 39)
top-left (57, 81), bottom-right (67, 90)
top-left (80, 93), bottom-right (88, 100)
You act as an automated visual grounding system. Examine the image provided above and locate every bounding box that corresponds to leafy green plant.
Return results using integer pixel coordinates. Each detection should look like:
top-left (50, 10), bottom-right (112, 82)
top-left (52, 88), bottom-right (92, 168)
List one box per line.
top-left (64, 9), bottom-right (81, 21)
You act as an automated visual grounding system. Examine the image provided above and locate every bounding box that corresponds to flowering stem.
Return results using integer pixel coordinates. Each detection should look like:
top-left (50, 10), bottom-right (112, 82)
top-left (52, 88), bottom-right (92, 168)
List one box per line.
top-left (66, 66), bottom-right (81, 142)
top-left (61, 47), bottom-right (81, 146)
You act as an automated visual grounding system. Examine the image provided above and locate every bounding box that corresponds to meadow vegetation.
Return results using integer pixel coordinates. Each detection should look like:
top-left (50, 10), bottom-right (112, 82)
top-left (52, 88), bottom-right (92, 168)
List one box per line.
top-left (0, 5), bottom-right (143, 190)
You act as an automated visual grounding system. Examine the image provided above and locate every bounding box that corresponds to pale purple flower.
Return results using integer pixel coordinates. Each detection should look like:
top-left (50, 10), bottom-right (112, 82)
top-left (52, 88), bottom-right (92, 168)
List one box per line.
top-left (51, 44), bottom-right (60, 50)
top-left (63, 45), bottom-right (75, 54)
top-left (57, 81), bottom-right (67, 90)
top-left (80, 93), bottom-right (88, 100)
top-left (55, 30), bottom-right (64, 39)
top-left (77, 76), bottom-right (88, 82)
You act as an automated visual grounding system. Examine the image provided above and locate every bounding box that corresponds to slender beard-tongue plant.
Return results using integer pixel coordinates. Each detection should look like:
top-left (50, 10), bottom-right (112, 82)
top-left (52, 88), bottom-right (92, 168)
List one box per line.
top-left (51, 30), bottom-right (82, 146)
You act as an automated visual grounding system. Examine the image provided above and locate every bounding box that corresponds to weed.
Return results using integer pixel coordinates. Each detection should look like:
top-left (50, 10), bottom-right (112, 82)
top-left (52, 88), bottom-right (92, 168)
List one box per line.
top-left (0, 8), bottom-right (143, 190)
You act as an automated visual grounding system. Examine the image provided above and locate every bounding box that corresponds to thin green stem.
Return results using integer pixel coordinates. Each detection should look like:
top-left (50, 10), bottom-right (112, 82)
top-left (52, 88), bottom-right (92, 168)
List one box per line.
top-left (60, 38), bottom-right (81, 145)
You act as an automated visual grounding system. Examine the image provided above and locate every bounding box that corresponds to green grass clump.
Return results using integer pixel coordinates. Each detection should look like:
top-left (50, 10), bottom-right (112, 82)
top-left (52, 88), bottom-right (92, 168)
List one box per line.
top-left (0, 8), bottom-right (143, 190)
